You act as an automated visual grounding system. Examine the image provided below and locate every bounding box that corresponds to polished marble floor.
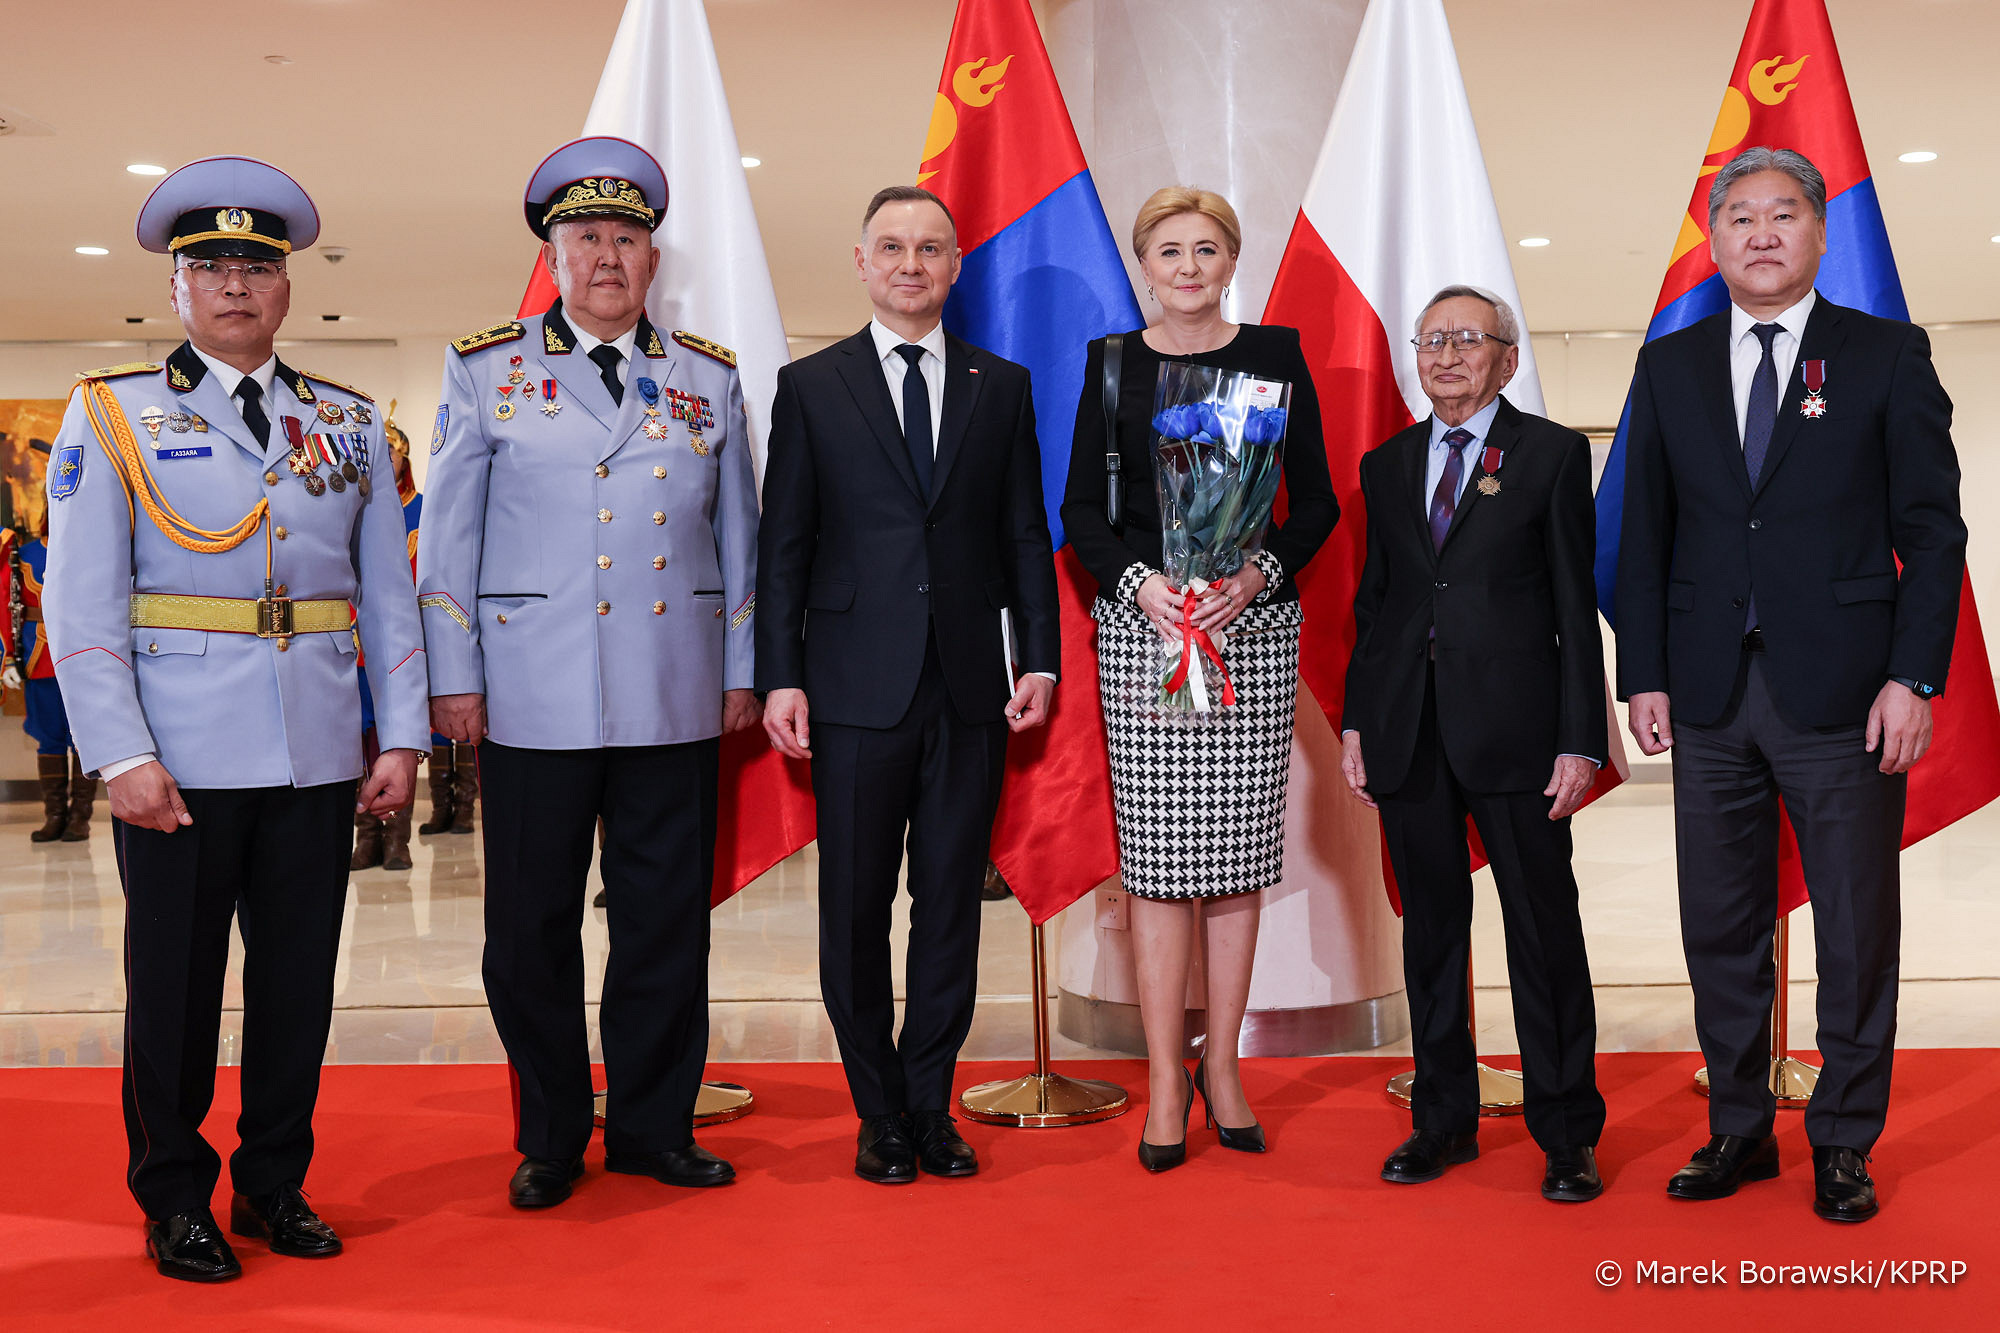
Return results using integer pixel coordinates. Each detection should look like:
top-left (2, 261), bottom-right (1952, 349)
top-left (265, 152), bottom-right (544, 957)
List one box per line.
top-left (2, 780), bottom-right (1995, 1070)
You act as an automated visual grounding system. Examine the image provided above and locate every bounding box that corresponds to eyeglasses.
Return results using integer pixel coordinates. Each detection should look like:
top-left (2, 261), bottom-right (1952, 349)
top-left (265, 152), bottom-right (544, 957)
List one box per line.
top-left (177, 259), bottom-right (288, 292)
top-left (1411, 329), bottom-right (1513, 353)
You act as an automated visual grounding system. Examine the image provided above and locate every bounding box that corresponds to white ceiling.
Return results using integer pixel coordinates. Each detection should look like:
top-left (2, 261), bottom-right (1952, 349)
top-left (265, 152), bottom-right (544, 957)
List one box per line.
top-left (2, 0), bottom-right (1994, 346)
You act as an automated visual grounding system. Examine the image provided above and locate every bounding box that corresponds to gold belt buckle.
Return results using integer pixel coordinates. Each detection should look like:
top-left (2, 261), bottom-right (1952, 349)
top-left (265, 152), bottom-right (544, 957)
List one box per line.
top-left (256, 596), bottom-right (294, 638)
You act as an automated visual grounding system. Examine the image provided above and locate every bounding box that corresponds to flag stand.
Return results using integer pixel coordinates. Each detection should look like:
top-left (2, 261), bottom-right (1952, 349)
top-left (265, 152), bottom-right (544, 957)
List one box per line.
top-left (1385, 958), bottom-right (1525, 1115)
top-left (959, 922), bottom-right (1129, 1126)
top-left (594, 1082), bottom-right (755, 1130)
top-left (1694, 912), bottom-right (1818, 1106)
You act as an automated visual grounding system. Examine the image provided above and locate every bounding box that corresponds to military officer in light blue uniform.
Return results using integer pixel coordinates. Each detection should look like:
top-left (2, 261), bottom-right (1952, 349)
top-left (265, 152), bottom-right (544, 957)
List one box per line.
top-left (43, 157), bottom-right (428, 1281)
top-left (418, 136), bottom-right (759, 1209)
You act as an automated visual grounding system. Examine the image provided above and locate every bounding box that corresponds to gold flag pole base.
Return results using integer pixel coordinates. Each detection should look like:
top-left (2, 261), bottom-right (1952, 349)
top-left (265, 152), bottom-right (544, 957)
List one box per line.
top-left (593, 1081), bottom-right (756, 1129)
top-left (1692, 914), bottom-right (1817, 1108)
top-left (1383, 959), bottom-right (1524, 1115)
top-left (958, 922), bottom-right (1130, 1128)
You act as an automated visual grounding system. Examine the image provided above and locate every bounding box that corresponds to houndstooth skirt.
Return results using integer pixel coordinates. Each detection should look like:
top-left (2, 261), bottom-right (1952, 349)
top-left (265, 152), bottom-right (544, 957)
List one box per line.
top-left (1093, 584), bottom-right (1302, 900)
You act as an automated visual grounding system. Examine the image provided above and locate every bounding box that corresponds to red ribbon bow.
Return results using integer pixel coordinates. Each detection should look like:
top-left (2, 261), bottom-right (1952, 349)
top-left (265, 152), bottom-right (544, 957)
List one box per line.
top-left (1163, 585), bottom-right (1238, 706)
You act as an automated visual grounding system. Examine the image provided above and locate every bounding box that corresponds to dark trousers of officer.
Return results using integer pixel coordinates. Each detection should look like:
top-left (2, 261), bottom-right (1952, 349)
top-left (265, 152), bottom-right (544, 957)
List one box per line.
top-left (113, 781), bottom-right (356, 1220)
top-left (478, 738), bottom-right (717, 1160)
top-left (810, 637), bottom-right (1007, 1119)
top-left (1376, 667), bottom-right (1605, 1151)
top-left (1672, 651), bottom-right (1905, 1153)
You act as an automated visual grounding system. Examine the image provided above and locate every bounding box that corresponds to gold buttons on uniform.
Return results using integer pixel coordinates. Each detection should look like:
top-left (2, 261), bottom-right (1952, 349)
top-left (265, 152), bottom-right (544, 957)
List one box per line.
top-left (275, 584), bottom-right (288, 597)
top-left (148, 642), bottom-right (159, 654)
top-left (652, 556), bottom-right (666, 570)
top-left (595, 464), bottom-right (609, 478)
top-left (652, 601), bottom-right (665, 614)
top-left (264, 471), bottom-right (279, 486)
top-left (714, 606), bottom-right (724, 619)
top-left (276, 638), bottom-right (290, 652)
top-left (598, 508), bottom-right (613, 523)
top-left (652, 511), bottom-right (665, 525)
top-left (597, 601), bottom-right (611, 615)
top-left (597, 555), bottom-right (612, 569)
top-left (274, 526), bottom-right (288, 540)
top-left (653, 466), bottom-right (666, 479)
top-left (496, 613), bottom-right (508, 625)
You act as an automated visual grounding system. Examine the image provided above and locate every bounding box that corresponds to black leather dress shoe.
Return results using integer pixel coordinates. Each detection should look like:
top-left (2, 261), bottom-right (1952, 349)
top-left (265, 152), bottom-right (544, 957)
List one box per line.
top-left (1666, 1134), bottom-right (1779, 1200)
top-left (911, 1110), bottom-right (979, 1178)
top-left (1812, 1146), bottom-right (1878, 1222)
top-left (605, 1144), bottom-right (736, 1188)
top-left (855, 1114), bottom-right (918, 1185)
top-left (509, 1155), bottom-right (584, 1208)
top-left (1380, 1129), bottom-right (1479, 1184)
top-left (230, 1183), bottom-right (342, 1256)
top-left (1541, 1146), bottom-right (1603, 1202)
top-left (145, 1209), bottom-right (241, 1282)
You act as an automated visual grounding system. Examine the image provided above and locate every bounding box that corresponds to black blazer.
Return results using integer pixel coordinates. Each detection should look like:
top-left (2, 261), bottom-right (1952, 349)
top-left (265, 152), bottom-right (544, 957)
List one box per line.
top-left (1615, 295), bottom-right (1965, 728)
top-left (1343, 397), bottom-right (1607, 795)
top-left (756, 327), bottom-right (1060, 728)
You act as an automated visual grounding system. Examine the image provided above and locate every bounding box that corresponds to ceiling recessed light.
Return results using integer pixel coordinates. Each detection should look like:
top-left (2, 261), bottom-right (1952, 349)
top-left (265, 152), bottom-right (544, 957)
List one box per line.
top-left (1518, 236), bottom-right (1551, 248)
top-left (126, 163), bottom-right (167, 176)
top-left (1898, 150), bottom-right (1938, 164)
top-left (264, 54), bottom-right (293, 65)
top-left (321, 314), bottom-right (346, 322)
top-left (740, 156), bottom-right (761, 169)
top-left (75, 245), bottom-right (109, 256)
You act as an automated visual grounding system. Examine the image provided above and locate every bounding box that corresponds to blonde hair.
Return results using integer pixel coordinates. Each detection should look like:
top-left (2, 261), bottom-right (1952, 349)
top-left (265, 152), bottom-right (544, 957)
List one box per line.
top-left (1132, 186), bottom-right (1242, 260)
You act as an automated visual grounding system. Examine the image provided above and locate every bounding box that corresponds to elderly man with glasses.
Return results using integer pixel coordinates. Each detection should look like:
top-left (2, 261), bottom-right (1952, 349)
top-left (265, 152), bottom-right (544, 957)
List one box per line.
top-left (44, 156), bottom-right (428, 1281)
top-left (1340, 284), bottom-right (1610, 1202)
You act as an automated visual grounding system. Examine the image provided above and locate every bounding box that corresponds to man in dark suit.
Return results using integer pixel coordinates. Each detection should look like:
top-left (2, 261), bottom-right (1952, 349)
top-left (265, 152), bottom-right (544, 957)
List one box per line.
top-left (757, 185), bottom-right (1059, 1184)
top-left (1617, 147), bottom-right (1964, 1222)
top-left (1342, 284), bottom-right (1608, 1202)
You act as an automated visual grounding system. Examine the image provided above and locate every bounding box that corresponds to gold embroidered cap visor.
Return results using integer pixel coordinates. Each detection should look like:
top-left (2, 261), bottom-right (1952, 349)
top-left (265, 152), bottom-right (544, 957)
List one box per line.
top-left (523, 135), bottom-right (667, 240)
top-left (136, 155), bottom-right (319, 258)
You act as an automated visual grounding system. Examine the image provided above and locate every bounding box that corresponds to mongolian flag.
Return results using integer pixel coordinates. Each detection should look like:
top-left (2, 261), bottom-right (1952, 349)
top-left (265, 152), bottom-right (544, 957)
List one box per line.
top-left (919, 0), bottom-right (1139, 925)
top-left (1592, 0), bottom-right (2000, 913)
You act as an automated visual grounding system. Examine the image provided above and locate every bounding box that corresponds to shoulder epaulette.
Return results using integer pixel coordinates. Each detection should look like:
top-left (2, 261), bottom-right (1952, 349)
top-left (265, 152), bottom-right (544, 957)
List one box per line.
top-left (672, 330), bottom-right (737, 369)
top-left (301, 371), bottom-right (374, 403)
top-left (452, 321), bottom-right (525, 356)
top-left (77, 361), bottom-right (161, 381)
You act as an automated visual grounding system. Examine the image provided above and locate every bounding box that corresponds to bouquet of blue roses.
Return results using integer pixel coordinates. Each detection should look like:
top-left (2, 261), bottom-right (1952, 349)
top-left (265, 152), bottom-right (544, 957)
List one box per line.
top-left (1149, 362), bottom-right (1292, 712)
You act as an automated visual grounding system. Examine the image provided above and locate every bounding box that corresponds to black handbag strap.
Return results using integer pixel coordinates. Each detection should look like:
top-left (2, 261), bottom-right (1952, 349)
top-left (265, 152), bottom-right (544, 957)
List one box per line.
top-left (1101, 334), bottom-right (1124, 530)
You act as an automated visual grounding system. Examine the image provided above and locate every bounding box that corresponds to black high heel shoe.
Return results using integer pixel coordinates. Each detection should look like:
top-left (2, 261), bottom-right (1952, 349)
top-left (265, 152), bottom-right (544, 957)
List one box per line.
top-left (1193, 1051), bottom-right (1267, 1153)
top-left (1137, 1066), bottom-right (1195, 1173)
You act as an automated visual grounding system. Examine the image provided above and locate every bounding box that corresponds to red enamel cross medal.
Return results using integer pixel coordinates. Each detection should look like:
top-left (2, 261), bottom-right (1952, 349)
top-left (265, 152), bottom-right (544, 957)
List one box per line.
top-left (1800, 360), bottom-right (1827, 419)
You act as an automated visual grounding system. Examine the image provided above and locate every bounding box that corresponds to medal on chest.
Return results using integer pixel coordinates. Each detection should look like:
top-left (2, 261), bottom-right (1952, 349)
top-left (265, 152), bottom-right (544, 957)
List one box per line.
top-left (1800, 360), bottom-right (1827, 419)
top-left (1475, 444), bottom-right (1504, 497)
top-left (637, 377), bottom-right (670, 439)
top-left (540, 379), bottom-right (562, 417)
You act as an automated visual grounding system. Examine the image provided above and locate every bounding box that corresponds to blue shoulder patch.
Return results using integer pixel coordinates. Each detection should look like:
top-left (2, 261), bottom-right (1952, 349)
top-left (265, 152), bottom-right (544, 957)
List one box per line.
top-left (430, 403), bottom-right (449, 455)
top-left (51, 443), bottom-right (84, 500)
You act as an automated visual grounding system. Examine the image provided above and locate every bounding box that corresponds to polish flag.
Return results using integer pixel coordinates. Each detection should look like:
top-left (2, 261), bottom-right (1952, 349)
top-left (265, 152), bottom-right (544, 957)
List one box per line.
top-left (519, 0), bottom-right (813, 902)
top-left (1263, 0), bottom-right (1628, 908)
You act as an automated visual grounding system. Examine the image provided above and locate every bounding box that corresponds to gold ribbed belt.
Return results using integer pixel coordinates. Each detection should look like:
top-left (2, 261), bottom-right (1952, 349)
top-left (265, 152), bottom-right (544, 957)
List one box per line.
top-left (130, 592), bottom-right (353, 638)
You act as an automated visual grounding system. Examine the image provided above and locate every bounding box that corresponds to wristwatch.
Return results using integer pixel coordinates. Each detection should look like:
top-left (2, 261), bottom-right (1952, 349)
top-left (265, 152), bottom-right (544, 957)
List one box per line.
top-left (1889, 675), bottom-right (1940, 700)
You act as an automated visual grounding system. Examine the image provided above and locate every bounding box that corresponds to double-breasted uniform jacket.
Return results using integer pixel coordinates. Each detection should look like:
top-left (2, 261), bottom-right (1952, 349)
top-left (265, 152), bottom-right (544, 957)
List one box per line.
top-left (417, 301), bottom-right (757, 748)
top-left (43, 344), bottom-right (430, 787)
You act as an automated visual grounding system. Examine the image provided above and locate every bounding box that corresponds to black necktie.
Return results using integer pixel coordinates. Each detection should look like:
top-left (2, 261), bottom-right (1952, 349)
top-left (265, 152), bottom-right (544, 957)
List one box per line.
top-left (1741, 323), bottom-right (1782, 628)
top-left (233, 378), bottom-right (270, 448)
top-left (895, 344), bottom-right (934, 496)
top-left (589, 344), bottom-right (625, 406)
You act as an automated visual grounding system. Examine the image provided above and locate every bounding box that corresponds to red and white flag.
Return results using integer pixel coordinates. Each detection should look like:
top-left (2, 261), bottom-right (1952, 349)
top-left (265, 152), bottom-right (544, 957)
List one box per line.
top-left (1264, 0), bottom-right (1627, 907)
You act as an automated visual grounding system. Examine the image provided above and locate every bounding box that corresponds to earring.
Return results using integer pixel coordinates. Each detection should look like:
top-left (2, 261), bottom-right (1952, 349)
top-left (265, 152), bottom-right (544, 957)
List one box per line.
top-left (1223, 285), bottom-right (1232, 300)
top-left (1146, 285), bottom-right (1155, 302)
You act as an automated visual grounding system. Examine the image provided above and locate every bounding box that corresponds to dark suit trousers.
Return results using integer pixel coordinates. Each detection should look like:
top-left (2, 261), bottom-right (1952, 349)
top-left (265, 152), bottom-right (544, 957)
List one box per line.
top-left (1671, 653), bottom-right (1904, 1152)
top-left (1377, 669), bottom-right (1605, 1149)
top-left (810, 636), bottom-right (1007, 1118)
top-left (113, 781), bottom-right (356, 1219)
top-left (479, 738), bottom-right (717, 1159)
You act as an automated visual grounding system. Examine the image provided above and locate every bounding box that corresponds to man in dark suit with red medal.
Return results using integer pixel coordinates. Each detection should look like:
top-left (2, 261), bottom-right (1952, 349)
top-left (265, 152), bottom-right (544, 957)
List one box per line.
top-left (757, 186), bottom-right (1059, 1184)
top-left (1617, 147), bottom-right (1965, 1221)
top-left (1342, 284), bottom-right (1609, 1202)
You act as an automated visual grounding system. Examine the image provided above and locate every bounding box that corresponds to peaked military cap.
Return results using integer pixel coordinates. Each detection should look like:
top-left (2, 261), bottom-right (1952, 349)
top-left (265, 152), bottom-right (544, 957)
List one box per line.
top-left (136, 156), bottom-right (320, 259)
top-left (524, 136), bottom-right (668, 240)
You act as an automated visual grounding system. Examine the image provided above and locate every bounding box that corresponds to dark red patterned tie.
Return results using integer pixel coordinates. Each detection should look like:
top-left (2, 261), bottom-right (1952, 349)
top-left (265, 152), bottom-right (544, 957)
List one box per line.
top-left (1429, 427), bottom-right (1474, 552)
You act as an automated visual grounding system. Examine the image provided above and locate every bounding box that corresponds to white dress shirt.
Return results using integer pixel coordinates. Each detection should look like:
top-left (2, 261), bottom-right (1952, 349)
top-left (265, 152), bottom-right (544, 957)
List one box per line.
top-left (567, 319), bottom-right (641, 373)
top-left (869, 317), bottom-right (947, 454)
top-left (100, 346), bottom-right (283, 783)
top-left (1729, 289), bottom-right (1816, 443)
top-left (1423, 395), bottom-right (1502, 511)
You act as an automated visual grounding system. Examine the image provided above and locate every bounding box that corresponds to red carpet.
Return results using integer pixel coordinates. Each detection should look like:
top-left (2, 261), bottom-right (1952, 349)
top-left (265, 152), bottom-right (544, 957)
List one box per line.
top-left (3, 1053), bottom-right (1995, 1329)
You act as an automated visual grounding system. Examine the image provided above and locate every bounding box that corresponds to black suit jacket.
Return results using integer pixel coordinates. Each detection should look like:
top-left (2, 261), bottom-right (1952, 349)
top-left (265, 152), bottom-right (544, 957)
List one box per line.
top-left (756, 327), bottom-right (1059, 728)
top-left (1615, 294), bottom-right (1965, 727)
top-left (1343, 397), bottom-right (1608, 795)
